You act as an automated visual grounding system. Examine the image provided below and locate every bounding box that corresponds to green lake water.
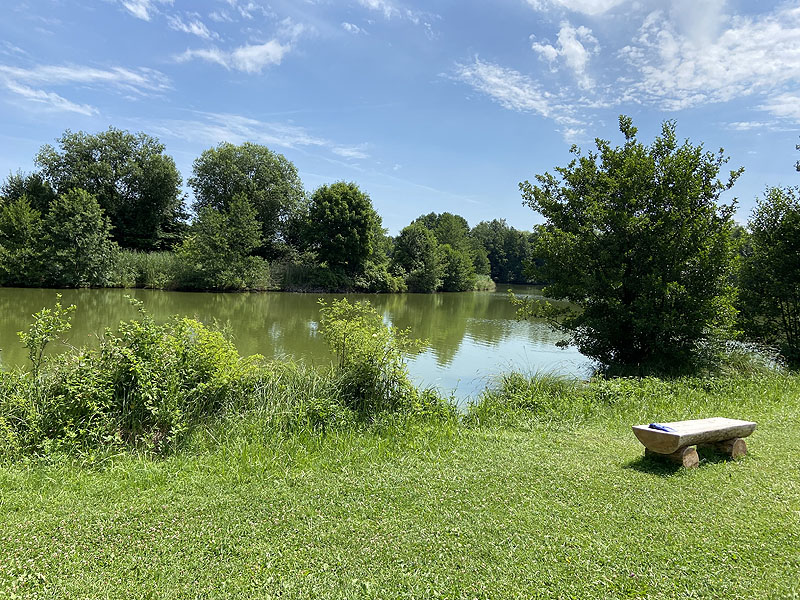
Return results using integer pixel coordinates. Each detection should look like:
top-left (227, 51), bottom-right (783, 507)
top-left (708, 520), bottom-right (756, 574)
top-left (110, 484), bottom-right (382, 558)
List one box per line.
top-left (0, 286), bottom-right (593, 401)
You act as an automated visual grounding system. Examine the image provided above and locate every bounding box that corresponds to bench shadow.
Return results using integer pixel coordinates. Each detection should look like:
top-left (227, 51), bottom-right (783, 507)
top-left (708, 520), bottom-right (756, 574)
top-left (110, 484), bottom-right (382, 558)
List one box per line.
top-left (624, 447), bottom-right (741, 476)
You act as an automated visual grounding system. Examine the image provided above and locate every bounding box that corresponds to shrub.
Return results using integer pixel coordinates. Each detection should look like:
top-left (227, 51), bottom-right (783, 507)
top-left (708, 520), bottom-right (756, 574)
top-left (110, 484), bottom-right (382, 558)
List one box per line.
top-left (318, 298), bottom-right (429, 416)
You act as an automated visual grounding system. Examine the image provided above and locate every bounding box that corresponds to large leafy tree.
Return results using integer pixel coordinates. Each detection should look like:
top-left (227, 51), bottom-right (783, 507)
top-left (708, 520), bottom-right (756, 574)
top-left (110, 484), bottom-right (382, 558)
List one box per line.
top-left (35, 128), bottom-right (185, 251)
top-left (189, 142), bottom-right (305, 259)
top-left (304, 182), bottom-right (380, 276)
top-left (739, 186), bottom-right (800, 368)
top-left (518, 116), bottom-right (741, 372)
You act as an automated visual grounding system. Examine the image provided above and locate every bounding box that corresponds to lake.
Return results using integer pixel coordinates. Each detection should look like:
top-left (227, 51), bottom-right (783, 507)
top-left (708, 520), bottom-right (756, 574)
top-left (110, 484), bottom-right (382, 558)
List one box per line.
top-left (0, 286), bottom-right (593, 401)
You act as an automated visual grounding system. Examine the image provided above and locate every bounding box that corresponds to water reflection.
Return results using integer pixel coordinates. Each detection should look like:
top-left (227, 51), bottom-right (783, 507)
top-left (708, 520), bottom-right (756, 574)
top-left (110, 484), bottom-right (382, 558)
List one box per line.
top-left (0, 286), bottom-right (594, 400)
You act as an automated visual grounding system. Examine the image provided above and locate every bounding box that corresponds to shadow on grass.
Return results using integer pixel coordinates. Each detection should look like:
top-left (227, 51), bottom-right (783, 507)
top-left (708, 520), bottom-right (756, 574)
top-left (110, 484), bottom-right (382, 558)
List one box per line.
top-left (624, 448), bottom-right (742, 476)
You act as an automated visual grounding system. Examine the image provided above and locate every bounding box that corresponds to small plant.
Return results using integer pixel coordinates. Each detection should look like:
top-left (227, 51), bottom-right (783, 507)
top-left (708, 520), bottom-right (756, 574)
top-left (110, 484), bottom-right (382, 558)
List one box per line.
top-left (17, 294), bottom-right (76, 378)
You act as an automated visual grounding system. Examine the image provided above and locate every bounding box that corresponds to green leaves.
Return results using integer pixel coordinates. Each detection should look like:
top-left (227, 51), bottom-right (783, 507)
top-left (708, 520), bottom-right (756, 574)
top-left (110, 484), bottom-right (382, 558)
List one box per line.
top-left (520, 117), bottom-right (741, 373)
top-left (305, 182), bottom-right (380, 276)
top-left (739, 186), bottom-right (800, 368)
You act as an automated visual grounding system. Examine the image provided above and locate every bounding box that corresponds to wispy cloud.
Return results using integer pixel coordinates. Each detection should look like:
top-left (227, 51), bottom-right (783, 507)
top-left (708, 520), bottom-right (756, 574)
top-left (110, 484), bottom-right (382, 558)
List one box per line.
top-left (167, 15), bottom-right (218, 40)
top-left (0, 62), bottom-right (169, 116)
top-left (454, 57), bottom-right (578, 127)
top-left (147, 112), bottom-right (370, 160)
top-left (4, 81), bottom-right (98, 116)
top-left (342, 22), bottom-right (366, 35)
top-left (356, 0), bottom-right (435, 30)
top-left (357, 0), bottom-right (399, 19)
top-left (177, 40), bottom-right (290, 73)
top-left (531, 21), bottom-right (599, 89)
top-left (0, 63), bottom-right (170, 94)
top-left (760, 93), bottom-right (800, 122)
top-left (332, 144), bottom-right (369, 160)
top-left (119, 0), bottom-right (173, 21)
top-left (223, 0), bottom-right (271, 20)
top-left (525, 0), bottom-right (627, 16)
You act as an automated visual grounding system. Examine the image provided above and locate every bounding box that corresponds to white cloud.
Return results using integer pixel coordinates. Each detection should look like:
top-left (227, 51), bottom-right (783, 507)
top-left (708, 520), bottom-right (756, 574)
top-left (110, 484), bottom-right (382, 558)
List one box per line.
top-left (177, 40), bottom-right (290, 73)
top-left (332, 144), bottom-right (369, 160)
top-left (358, 0), bottom-right (399, 19)
top-left (223, 0), bottom-right (270, 20)
top-left (531, 22), bottom-right (599, 89)
top-left (148, 112), bottom-right (369, 159)
top-left (167, 15), bottom-right (217, 40)
top-left (119, 0), bottom-right (173, 21)
top-left (0, 63), bottom-right (170, 94)
top-left (208, 11), bottom-right (232, 23)
top-left (727, 121), bottom-right (771, 131)
top-left (356, 0), bottom-right (432, 28)
top-left (619, 5), bottom-right (800, 114)
top-left (342, 22), bottom-right (366, 34)
top-left (525, 0), bottom-right (627, 16)
top-left (760, 93), bottom-right (800, 121)
top-left (4, 81), bottom-right (98, 116)
top-left (454, 57), bottom-right (578, 126)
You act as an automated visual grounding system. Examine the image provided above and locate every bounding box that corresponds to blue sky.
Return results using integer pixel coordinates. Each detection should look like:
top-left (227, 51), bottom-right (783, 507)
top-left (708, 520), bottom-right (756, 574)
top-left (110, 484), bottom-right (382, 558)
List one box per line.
top-left (1, 0), bottom-right (799, 234)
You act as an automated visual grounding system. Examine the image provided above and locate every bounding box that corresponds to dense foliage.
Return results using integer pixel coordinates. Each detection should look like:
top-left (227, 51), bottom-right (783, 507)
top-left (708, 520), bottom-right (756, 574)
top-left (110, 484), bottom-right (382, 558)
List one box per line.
top-left (470, 219), bottom-right (533, 284)
top-left (739, 186), bottom-right (800, 367)
top-left (178, 193), bottom-right (269, 290)
top-left (0, 297), bottom-right (450, 457)
top-left (189, 142), bottom-right (306, 259)
top-left (34, 128), bottom-right (185, 250)
top-left (518, 116), bottom-right (741, 372)
top-left (304, 182), bottom-right (381, 276)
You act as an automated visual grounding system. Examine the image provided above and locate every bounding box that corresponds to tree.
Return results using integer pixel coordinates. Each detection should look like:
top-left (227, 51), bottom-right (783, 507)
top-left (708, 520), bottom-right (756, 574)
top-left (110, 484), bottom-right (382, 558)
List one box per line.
top-left (470, 219), bottom-right (532, 283)
top-left (739, 186), bottom-right (800, 368)
top-left (189, 142), bottom-right (305, 259)
top-left (35, 128), bottom-right (185, 251)
top-left (0, 196), bottom-right (45, 285)
top-left (1, 171), bottom-right (56, 214)
top-left (304, 182), bottom-right (380, 276)
top-left (392, 222), bottom-right (442, 293)
top-left (439, 243), bottom-right (476, 292)
top-left (42, 189), bottom-right (117, 287)
top-left (178, 193), bottom-right (268, 290)
top-left (518, 116), bottom-right (741, 372)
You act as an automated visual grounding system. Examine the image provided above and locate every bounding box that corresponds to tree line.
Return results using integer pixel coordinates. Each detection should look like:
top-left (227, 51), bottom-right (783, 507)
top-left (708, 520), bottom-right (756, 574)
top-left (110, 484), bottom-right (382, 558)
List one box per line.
top-left (0, 128), bottom-right (534, 292)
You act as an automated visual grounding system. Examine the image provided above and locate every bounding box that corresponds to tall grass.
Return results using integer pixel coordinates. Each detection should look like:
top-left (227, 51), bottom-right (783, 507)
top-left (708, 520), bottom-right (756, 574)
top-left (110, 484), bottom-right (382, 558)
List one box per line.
top-left (108, 250), bottom-right (184, 289)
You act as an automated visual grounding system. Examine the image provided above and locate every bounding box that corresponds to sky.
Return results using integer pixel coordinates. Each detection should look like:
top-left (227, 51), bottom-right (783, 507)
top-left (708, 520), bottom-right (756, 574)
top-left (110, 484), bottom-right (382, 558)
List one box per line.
top-left (1, 0), bottom-right (799, 234)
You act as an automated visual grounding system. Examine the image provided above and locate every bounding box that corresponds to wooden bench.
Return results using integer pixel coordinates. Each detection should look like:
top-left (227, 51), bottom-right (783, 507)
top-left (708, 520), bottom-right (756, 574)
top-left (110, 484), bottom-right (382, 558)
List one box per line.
top-left (632, 417), bottom-right (757, 468)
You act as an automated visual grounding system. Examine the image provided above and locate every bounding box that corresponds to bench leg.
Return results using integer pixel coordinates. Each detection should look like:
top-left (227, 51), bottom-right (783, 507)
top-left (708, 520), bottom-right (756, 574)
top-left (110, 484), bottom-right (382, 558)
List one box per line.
top-left (645, 446), bottom-right (699, 469)
top-left (699, 437), bottom-right (747, 459)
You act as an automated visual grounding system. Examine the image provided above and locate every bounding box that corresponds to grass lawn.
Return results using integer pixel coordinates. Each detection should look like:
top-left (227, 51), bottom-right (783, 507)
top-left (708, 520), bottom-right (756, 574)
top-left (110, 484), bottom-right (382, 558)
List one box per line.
top-left (1, 375), bottom-right (799, 599)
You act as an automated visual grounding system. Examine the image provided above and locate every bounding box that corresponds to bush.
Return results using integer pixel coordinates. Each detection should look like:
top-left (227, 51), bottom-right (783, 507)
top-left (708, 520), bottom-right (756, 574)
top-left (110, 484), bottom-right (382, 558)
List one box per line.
top-left (177, 194), bottom-right (270, 290)
top-left (0, 196), bottom-right (45, 286)
top-left (318, 298), bottom-right (434, 416)
top-left (0, 298), bottom-right (248, 455)
top-left (42, 189), bottom-right (117, 287)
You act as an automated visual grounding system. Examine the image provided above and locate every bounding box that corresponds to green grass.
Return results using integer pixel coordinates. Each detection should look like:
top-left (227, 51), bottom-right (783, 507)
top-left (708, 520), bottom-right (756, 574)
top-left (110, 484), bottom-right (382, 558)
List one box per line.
top-left (1, 372), bottom-right (799, 599)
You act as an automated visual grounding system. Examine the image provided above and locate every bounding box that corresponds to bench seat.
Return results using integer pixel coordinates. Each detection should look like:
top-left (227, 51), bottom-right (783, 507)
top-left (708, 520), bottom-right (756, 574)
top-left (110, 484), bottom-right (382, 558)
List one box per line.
top-left (632, 417), bottom-right (757, 455)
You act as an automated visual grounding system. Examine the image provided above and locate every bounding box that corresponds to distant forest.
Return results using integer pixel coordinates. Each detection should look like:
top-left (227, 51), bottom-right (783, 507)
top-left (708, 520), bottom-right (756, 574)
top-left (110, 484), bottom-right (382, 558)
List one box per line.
top-left (0, 128), bottom-right (535, 293)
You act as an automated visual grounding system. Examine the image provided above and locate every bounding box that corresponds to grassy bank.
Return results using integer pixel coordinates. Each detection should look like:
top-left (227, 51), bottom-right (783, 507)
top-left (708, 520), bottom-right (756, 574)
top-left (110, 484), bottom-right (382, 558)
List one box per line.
top-left (1, 299), bottom-right (799, 598)
top-left (2, 370), bottom-right (799, 598)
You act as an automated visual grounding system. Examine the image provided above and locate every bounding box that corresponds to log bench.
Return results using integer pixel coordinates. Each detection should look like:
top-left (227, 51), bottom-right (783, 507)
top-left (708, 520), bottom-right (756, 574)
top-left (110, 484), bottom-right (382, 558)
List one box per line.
top-left (632, 417), bottom-right (757, 468)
